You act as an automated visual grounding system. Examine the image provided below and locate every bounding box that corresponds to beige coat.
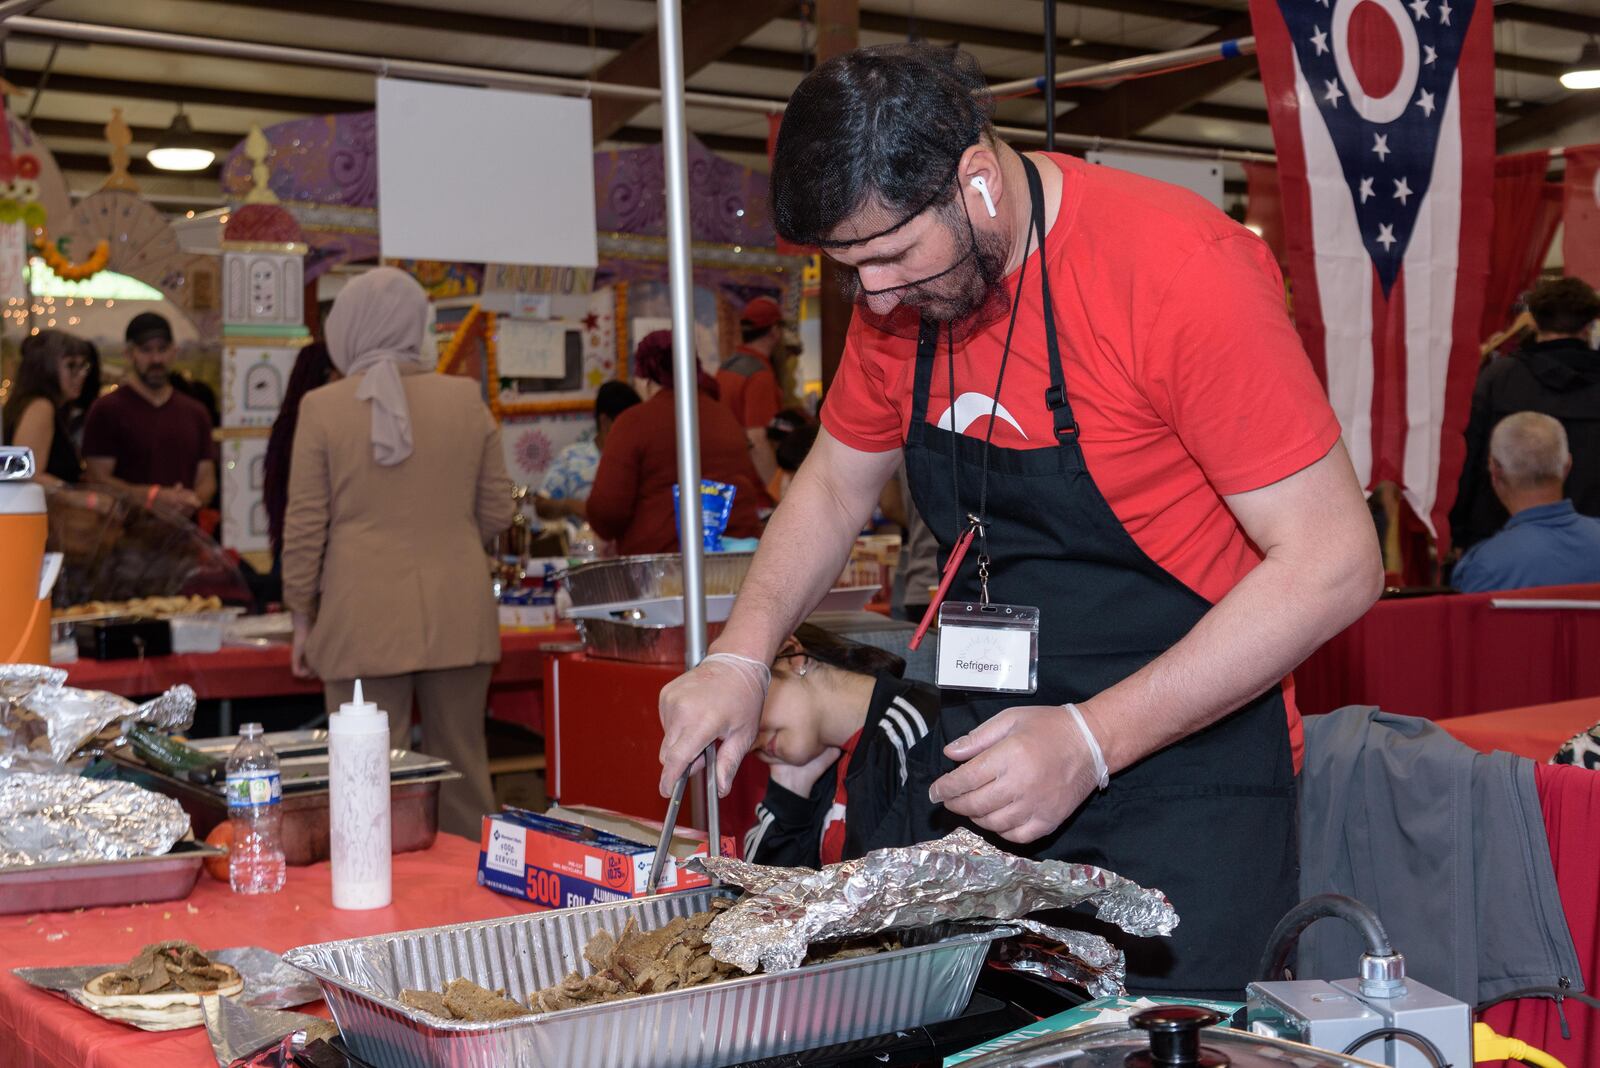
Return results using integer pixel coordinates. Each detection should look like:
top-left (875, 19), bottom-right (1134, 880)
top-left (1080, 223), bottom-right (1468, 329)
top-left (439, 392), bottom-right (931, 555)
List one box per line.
top-left (283, 369), bottom-right (514, 680)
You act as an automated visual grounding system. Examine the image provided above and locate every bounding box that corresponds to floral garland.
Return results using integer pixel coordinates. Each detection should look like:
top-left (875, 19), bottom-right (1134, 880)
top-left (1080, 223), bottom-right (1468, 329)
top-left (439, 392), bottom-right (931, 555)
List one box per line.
top-left (482, 311), bottom-right (501, 421)
top-left (33, 232), bottom-right (110, 282)
top-left (436, 304), bottom-right (483, 374)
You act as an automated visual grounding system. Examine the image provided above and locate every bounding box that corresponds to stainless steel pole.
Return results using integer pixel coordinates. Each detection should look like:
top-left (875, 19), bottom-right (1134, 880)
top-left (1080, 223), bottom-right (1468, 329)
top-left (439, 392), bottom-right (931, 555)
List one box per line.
top-left (988, 35), bottom-right (1257, 98)
top-left (656, 0), bottom-right (719, 859)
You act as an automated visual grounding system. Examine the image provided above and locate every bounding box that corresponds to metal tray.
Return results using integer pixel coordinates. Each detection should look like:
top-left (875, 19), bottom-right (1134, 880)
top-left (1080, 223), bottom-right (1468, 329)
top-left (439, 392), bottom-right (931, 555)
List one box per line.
top-left (575, 617), bottom-right (729, 663)
top-left (103, 762), bottom-right (457, 866)
top-left (0, 840), bottom-right (222, 915)
top-left (562, 553), bottom-right (755, 608)
top-left (175, 731), bottom-right (453, 791)
top-left (285, 888), bottom-right (1001, 1068)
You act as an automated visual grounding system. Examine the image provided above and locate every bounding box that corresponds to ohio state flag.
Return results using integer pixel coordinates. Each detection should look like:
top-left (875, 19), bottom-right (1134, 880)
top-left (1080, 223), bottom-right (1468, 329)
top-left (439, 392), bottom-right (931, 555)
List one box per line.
top-left (1563, 145), bottom-right (1600, 290)
top-left (1250, 0), bottom-right (1494, 550)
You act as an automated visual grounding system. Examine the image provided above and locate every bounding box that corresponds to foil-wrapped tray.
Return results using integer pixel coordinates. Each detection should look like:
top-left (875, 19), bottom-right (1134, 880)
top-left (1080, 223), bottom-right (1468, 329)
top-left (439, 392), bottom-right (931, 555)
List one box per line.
top-left (0, 839), bottom-right (222, 914)
top-left (561, 552), bottom-right (755, 607)
top-left (285, 888), bottom-right (1002, 1068)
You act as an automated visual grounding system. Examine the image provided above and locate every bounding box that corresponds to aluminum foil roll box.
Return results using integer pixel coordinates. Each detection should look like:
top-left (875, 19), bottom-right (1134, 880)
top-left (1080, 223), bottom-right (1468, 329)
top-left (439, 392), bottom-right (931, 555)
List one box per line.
top-left (478, 804), bottom-right (736, 908)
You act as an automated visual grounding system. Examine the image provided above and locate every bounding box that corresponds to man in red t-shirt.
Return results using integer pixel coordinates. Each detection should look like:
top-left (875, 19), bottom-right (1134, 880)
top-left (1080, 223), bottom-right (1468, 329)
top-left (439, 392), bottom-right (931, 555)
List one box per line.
top-left (659, 46), bottom-right (1382, 995)
top-left (717, 296), bottom-right (788, 484)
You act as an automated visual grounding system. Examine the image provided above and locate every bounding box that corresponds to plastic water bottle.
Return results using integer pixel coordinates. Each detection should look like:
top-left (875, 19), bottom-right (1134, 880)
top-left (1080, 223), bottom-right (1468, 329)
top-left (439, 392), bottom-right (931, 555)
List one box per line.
top-left (226, 722), bottom-right (286, 894)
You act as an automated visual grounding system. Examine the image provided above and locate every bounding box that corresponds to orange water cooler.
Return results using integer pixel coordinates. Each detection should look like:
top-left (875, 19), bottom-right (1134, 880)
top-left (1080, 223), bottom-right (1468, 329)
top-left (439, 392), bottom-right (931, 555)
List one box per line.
top-left (1, 448), bottom-right (49, 665)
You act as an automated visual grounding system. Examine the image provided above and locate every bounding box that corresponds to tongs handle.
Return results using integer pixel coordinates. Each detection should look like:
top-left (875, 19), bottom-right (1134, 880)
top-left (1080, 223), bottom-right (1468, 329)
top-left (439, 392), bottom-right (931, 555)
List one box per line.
top-left (646, 741), bottom-right (720, 894)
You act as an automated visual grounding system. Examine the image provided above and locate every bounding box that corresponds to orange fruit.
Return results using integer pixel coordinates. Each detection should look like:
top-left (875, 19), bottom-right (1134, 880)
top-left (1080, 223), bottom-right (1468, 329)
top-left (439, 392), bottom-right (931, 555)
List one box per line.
top-left (203, 822), bottom-right (233, 882)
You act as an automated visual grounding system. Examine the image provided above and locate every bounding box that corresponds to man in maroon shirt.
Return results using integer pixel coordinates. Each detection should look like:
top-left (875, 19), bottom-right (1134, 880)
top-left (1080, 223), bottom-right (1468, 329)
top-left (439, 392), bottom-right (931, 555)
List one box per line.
top-left (82, 312), bottom-right (216, 516)
top-left (717, 297), bottom-right (789, 484)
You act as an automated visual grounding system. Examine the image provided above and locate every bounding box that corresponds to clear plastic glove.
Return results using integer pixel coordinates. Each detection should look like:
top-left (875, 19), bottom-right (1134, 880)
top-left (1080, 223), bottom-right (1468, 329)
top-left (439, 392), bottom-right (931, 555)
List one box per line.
top-left (928, 704), bottom-right (1101, 844)
top-left (657, 651), bottom-right (770, 797)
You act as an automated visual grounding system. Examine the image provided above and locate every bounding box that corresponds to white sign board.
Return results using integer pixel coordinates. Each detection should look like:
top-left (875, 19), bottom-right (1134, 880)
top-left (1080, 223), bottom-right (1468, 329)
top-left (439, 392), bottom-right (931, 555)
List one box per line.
top-left (497, 318), bottom-right (569, 378)
top-left (1085, 150), bottom-right (1224, 209)
top-left (378, 79), bottom-right (598, 268)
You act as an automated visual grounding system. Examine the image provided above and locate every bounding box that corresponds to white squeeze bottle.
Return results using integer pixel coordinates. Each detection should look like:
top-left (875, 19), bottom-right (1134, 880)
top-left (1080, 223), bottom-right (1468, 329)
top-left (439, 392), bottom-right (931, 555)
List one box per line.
top-left (329, 680), bottom-right (392, 909)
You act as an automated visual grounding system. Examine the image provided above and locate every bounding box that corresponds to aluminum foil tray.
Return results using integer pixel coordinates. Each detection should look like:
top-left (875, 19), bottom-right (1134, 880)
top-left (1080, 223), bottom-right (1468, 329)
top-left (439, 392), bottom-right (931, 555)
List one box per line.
top-left (575, 617), bottom-right (728, 664)
top-left (285, 888), bottom-right (1000, 1068)
top-left (562, 552), bottom-right (755, 608)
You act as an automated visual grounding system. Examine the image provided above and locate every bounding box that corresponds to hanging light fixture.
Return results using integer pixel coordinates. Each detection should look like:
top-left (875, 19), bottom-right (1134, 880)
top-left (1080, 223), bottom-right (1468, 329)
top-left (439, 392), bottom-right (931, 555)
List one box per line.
top-left (147, 106), bottom-right (216, 172)
top-left (1561, 39), bottom-right (1600, 91)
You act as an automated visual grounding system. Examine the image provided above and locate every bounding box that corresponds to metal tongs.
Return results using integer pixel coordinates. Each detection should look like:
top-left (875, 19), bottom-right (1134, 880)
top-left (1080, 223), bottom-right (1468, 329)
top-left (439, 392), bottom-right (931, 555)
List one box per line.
top-left (645, 740), bottom-right (720, 894)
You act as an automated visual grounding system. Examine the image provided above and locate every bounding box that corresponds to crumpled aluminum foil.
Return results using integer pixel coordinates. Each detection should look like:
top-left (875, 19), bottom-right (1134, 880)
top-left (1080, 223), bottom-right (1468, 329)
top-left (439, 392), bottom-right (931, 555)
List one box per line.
top-left (0, 663), bottom-right (194, 771)
top-left (694, 828), bottom-right (1178, 998)
top-left (0, 772), bottom-right (191, 866)
top-left (205, 994), bottom-right (338, 1067)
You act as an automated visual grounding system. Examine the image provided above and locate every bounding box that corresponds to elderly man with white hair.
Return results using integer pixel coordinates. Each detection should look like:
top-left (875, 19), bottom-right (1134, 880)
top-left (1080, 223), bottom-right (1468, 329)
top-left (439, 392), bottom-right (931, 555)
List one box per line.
top-left (1452, 411), bottom-right (1600, 593)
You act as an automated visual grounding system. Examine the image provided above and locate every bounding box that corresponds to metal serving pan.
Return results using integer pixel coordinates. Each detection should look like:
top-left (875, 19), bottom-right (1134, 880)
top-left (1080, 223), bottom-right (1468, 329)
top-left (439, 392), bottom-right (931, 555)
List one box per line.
top-left (0, 840), bottom-right (223, 915)
top-left (285, 888), bottom-right (1002, 1068)
top-left (574, 617), bottom-right (729, 664)
top-left (561, 553), bottom-right (755, 608)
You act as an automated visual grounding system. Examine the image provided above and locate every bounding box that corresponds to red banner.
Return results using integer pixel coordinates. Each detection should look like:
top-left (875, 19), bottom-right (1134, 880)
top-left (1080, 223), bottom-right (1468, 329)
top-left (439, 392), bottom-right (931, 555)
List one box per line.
top-left (1563, 145), bottom-right (1600, 290)
top-left (1249, 0), bottom-right (1495, 552)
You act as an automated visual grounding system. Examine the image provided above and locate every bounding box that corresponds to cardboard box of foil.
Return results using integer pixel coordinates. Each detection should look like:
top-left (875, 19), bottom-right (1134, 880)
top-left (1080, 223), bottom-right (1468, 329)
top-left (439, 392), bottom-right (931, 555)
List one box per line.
top-left (944, 995), bottom-right (1245, 1065)
top-left (477, 804), bottom-right (737, 909)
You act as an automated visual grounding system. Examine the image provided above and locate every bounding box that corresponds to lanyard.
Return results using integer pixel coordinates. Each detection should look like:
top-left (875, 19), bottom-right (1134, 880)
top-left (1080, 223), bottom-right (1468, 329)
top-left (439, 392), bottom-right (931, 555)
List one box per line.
top-left (908, 168), bottom-right (1040, 650)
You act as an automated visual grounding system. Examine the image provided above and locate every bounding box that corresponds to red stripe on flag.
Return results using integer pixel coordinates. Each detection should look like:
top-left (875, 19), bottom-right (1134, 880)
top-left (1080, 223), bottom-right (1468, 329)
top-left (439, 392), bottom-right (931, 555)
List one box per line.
top-left (1431, 0), bottom-right (1497, 552)
top-left (1248, 0), bottom-right (1329, 392)
top-left (1368, 270), bottom-right (1405, 487)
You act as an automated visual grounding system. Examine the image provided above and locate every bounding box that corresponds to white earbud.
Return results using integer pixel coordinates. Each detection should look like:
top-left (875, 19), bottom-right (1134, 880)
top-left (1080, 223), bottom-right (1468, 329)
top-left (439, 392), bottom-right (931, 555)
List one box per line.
top-left (970, 175), bottom-right (997, 218)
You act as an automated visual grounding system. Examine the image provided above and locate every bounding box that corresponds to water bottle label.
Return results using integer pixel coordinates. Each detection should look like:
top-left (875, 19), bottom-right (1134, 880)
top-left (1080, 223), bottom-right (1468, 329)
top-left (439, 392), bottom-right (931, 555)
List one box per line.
top-left (226, 770), bottom-right (282, 808)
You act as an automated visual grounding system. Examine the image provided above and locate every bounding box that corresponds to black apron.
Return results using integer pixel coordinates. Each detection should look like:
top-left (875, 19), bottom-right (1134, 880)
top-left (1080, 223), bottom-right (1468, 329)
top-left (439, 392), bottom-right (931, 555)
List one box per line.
top-left (900, 156), bottom-right (1298, 999)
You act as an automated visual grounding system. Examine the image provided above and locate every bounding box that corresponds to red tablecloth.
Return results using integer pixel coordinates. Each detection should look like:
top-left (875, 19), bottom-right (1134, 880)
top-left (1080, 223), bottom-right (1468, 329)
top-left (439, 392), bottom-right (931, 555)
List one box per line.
top-left (1479, 764), bottom-right (1600, 1068)
top-left (57, 628), bottom-right (578, 733)
top-left (0, 835), bottom-right (531, 1068)
top-left (1296, 583), bottom-right (1600, 720)
top-left (1438, 697), bottom-right (1600, 762)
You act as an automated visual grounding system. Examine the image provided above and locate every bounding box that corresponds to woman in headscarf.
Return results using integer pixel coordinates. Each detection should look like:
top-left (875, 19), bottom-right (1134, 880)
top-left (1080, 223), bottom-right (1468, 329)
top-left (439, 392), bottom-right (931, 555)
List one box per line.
top-left (586, 329), bottom-right (768, 554)
top-left (282, 267), bottom-right (513, 837)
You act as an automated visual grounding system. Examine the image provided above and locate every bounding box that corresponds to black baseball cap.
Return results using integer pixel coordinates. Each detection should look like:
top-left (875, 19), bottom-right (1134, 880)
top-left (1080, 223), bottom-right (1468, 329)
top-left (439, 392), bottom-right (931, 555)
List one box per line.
top-left (125, 311), bottom-right (174, 347)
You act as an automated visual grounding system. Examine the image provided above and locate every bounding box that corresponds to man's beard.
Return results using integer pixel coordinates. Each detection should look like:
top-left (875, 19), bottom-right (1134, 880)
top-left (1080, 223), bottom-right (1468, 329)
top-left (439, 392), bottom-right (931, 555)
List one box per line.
top-left (139, 365), bottom-right (169, 389)
top-left (903, 226), bottom-right (1011, 323)
top-left (843, 219), bottom-right (1014, 333)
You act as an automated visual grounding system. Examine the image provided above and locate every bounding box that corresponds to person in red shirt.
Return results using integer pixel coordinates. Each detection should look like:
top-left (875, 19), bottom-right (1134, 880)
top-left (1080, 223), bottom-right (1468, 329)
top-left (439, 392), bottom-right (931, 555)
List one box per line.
top-left (659, 45), bottom-right (1382, 997)
top-left (717, 297), bottom-right (788, 484)
top-left (587, 331), bottom-right (766, 555)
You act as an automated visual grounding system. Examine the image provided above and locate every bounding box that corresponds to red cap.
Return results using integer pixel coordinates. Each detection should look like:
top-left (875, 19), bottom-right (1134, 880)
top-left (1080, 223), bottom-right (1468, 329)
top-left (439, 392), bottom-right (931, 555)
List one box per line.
top-left (740, 296), bottom-right (783, 330)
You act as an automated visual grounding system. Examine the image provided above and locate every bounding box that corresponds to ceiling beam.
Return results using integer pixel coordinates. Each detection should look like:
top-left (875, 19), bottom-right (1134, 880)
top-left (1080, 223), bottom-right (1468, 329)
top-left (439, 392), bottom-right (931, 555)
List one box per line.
top-left (589, 0), bottom-right (797, 141)
top-left (1495, 91), bottom-right (1596, 151)
top-left (1496, 3), bottom-right (1600, 35)
top-left (1055, 17), bottom-right (1256, 138)
top-left (1021, 0), bottom-right (1236, 28)
top-left (29, 116), bottom-right (241, 151)
top-left (50, 148), bottom-right (222, 181)
top-left (4, 64), bottom-right (367, 114)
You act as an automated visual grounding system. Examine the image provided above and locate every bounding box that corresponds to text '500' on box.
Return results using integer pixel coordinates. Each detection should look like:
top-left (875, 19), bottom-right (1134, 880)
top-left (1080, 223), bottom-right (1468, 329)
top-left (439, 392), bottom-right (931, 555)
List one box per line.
top-left (477, 804), bottom-right (737, 908)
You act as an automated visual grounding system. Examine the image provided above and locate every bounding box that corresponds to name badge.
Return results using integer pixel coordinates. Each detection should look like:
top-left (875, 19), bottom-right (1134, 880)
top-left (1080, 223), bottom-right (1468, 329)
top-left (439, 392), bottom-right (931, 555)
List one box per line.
top-left (935, 602), bottom-right (1040, 694)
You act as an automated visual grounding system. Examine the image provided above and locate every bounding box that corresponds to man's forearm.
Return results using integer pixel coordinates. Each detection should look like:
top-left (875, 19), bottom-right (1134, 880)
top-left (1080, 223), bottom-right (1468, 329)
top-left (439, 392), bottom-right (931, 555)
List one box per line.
top-left (1082, 543), bottom-right (1380, 774)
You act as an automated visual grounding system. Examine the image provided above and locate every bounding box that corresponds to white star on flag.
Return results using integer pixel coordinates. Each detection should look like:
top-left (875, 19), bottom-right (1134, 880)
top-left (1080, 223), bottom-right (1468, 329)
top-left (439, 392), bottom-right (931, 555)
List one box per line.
top-left (1373, 133), bottom-right (1391, 160)
top-left (1439, 0), bottom-right (1452, 24)
top-left (1376, 223), bottom-right (1397, 252)
top-left (1408, 0), bottom-right (1429, 18)
top-left (1324, 79), bottom-right (1344, 107)
top-left (1359, 177), bottom-right (1375, 203)
top-left (1393, 177), bottom-right (1413, 204)
top-left (1416, 89), bottom-right (1436, 117)
top-left (1310, 25), bottom-right (1329, 55)
top-left (1424, 44), bottom-right (1437, 65)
